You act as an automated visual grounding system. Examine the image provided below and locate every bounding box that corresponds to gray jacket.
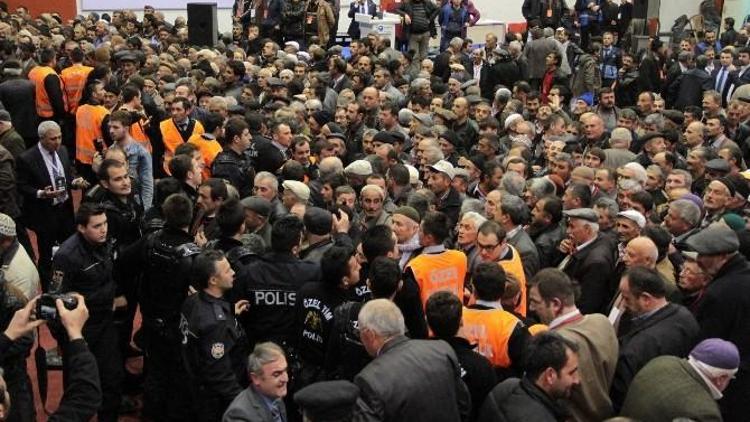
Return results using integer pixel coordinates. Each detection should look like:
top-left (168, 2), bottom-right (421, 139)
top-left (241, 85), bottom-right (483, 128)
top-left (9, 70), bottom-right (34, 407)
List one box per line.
top-left (222, 387), bottom-right (287, 422)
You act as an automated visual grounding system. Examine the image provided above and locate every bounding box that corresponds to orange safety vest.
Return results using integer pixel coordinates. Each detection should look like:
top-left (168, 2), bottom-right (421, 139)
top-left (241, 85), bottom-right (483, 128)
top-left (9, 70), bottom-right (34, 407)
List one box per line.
top-left (499, 245), bottom-right (528, 317)
top-left (60, 64), bottom-right (93, 114)
top-left (75, 104), bottom-right (109, 165)
top-left (188, 133), bottom-right (223, 181)
top-left (407, 249), bottom-right (467, 308)
top-left (160, 118), bottom-right (204, 174)
top-left (461, 307), bottom-right (519, 368)
top-left (130, 118), bottom-right (153, 153)
top-left (28, 66), bottom-right (68, 118)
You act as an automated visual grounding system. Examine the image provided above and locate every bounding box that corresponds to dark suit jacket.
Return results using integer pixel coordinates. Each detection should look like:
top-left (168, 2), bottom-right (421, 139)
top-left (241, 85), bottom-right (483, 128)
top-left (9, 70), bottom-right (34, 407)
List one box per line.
top-left (507, 227), bottom-right (540, 280)
top-left (354, 335), bottom-right (471, 421)
top-left (674, 68), bottom-right (711, 110)
top-left (331, 74), bottom-right (353, 93)
top-left (562, 234), bottom-right (617, 314)
top-left (347, 0), bottom-right (377, 39)
top-left (16, 144), bottom-right (74, 233)
top-left (610, 303), bottom-right (699, 411)
top-left (706, 66), bottom-right (736, 106)
top-left (222, 387), bottom-right (286, 422)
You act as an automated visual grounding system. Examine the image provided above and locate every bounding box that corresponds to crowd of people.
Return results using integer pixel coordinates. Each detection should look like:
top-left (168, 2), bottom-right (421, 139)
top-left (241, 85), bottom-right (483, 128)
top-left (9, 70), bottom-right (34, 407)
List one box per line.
top-left (0, 0), bottom-right (747, 421)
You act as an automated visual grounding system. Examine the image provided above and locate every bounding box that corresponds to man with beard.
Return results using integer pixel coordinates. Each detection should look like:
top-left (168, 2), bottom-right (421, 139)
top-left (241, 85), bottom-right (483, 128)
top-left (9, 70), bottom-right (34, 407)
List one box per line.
top-left (614, 53), bottom-right (641, 107)
top-left (478, 332), bottom-right (580, 421)
top-left (529, 195), bottom-right (564, 269)
top-left (595, 88), bottom-right (620, 131)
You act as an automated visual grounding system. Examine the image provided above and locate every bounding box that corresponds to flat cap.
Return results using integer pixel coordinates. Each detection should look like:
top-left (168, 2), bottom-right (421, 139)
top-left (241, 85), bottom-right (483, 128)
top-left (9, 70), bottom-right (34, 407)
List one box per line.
top-left (413, 112), bottom-right (433, 126)
top-left (617, 210), bottom-right (646, 228)
top-left (0, 213), bottom-right (15, 237)
top-left (686, 224), bottom-right (740, 255)
top-left (282, 180), bottom-right (310, 202)
top-left (372, 131), bottom-right (395, 145)
top-left (240, 196), bottom-right (272, 218)
top-left (706, 158), bottom-right (731, 173)
top-left (303, 207), bottom-right (333, 235)
top-left (433, 107), bottom-right (457, 122)
top-left (563, 208), bottom-right (598, 223)
top-left (393, 206), bottom-right (420, 223)
top-left (267, 77), bottom-right (285, 87)
top-left (465, 94), bottom-right (483, 104)
top-left (714, 176), bottom-right (737, 197)
top-left (327, 132), bottom-right (347, 142)
top-left (344, 160), bottom-right (373, 177)
top-left (0, 110), bottom-right (11, 122)
top-left (430, 160), bottom-right (455, 179)
top-left (294, 380), bottom-right (360, 421)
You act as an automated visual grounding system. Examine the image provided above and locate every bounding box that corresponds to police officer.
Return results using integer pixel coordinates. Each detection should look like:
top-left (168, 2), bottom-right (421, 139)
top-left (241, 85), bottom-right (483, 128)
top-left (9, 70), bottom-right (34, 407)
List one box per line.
top-left (233, 215), bottom-right (321, 351)
top-left (212, 117), bottom-right (255, 199)
top-left (209, 198), bottom-right (264, 270)
top-left (87, 158), bottom-right (144, 365)
top-left (181, 249), bottom-right (250, 421)
top-left (50, 202), bottom-right (122, 422)
top-left (116, 193), bottom-right (200, 421)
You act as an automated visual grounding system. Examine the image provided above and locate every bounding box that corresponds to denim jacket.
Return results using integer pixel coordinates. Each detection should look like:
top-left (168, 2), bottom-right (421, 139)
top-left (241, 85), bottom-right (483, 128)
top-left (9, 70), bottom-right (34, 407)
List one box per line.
top-left (121, 141), bottom-right (154, 210)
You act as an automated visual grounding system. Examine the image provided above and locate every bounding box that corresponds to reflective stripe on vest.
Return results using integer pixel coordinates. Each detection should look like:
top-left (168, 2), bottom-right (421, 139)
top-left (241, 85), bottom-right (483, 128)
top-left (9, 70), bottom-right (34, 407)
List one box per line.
top-left (75, 104), bottom-right (109, 164)
top-left (130, 119), bottom-right (152, 153)
top-left (28, 66), bottom-right (68, 118)
top-left (160, 118), bottom-right (205, 174)
top-left (407, 250), bottom-right (467, 308)
top-left (188, 133), bottom-right (223, 180)
top-left (61, 64), bottom-right (93, 114)
top-left (461, 307), bottom-right (519, 368)
top-left (500, 245), bottom-right (527, 318)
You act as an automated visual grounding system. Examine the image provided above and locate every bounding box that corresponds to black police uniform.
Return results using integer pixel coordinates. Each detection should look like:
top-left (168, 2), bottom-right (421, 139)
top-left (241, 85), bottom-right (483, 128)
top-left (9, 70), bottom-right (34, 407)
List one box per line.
top-left (116, 226), bottom-right (200, 421)
top-left (207, 237), bottom-right (259, 271)
top-left (232, 252), bottom-right (321, 350)
top-left (323, 300), bottom-right (371, 381)
top-left (212, 149), bottom-right (255, 199)
top-left (91, 190), bottom-right (144, 367)
top-left (180, 291), bottom-right (249, 421)
top-left (51, 233), bottom-right (122, 422)
top-left (295, 281), bottom-right (348, 385)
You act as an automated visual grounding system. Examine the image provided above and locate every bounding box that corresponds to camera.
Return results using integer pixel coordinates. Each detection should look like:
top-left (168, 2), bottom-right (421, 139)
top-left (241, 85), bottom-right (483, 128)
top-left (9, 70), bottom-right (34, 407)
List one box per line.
top-left (36, 293), bottom-right (78, 320)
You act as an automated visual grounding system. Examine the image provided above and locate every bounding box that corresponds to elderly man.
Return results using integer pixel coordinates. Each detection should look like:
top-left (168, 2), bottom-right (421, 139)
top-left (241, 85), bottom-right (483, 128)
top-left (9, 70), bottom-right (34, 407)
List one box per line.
top-left (664, 199), bottom-right (702, 250)
top-left (701, 178), bottom-right (733, 228)
top-left (391, 206), bottom-right (421, 270)
top-left (679, 251), bottom-right (711, 315)
top-left (281, 180), bottom-right (310, 213)
top-left (353, 299), bottom-right (471, 421)
top-left (427, 160), bottom-right (462, 227)
top-left (253, 171), bottom-right (287, 223)
top-left (621, 338), bottom-right (740, 422)
top-left (223, 342), bottom-right (288, 421)
top-left (358, 184), bottom-right (391, 231)
top-left (685, 224), bottom-right (750, 421)
top-left (529, 269), bottom-right (618, 421)
top-left (17, 121), bottom-right (88, 289)
top-left (457, 211), bottom-right (486, 273)
top-left (557, 208), bottom-right (617, 314)
top-left (581, 114), bottom-right (610, 152)
top-left (610, 266), bottom-right (700, 411)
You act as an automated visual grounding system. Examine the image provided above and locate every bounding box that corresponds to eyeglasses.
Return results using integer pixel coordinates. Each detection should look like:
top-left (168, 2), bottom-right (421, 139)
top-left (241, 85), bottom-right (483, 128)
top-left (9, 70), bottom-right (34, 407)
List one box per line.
top-left (476, 242), bottom-right (500, 251)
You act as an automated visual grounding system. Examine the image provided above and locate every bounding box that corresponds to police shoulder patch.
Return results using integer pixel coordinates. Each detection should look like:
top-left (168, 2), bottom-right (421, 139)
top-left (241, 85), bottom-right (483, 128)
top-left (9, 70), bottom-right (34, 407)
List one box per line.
top-left (211, 342), bottom-right (225, 359)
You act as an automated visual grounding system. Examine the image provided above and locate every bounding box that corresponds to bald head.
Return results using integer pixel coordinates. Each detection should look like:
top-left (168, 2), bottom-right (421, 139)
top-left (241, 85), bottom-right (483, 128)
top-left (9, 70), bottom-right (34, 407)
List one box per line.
top-left (624, 236), bottom-right (658, 269)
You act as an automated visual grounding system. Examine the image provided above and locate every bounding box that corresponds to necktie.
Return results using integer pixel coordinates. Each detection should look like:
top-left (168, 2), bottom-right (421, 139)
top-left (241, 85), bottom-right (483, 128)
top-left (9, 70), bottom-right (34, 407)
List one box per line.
top-left (50, 151), bottom-right (68, 205)
top-left (270, 403), bottom-right (283, 422)
top-left (716, 67), bottom-right (727, 93)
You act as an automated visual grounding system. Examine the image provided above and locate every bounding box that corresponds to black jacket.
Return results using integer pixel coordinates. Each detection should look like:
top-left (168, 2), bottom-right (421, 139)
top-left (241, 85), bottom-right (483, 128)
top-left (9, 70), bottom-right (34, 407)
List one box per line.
top-left (233, 252), bottom-right (321, 348)
top-left (442, 337), bottom-right (497, 421)
top-left (295, 281), bottom-right (348, 368)
top-left (695, 253), bottom-right (750, 420)
top-left (529, 223), bottom-right (564, 269)
top-left (0, 78), bottom-right (38, 140)
top-left (610, 303), bottom-right (699, 411)
top-left (48, 339), bottom-right (102, 421)
top-left (52, 233), bottom-right (116, 318)
top-left (437, 187), bottom-right (462, 228)
top-left (478, 377), bottom-right (570, 422)
top-left (560, 234), bottom-right (617, 314)
top-left (249, 137), bottom-right (286, 174)
top-left (212, 148), bottom-right (255, 199)
top-left (674, 68), bottom-right (711, 109)
top-left (394, 0), bottom-right (439, 38)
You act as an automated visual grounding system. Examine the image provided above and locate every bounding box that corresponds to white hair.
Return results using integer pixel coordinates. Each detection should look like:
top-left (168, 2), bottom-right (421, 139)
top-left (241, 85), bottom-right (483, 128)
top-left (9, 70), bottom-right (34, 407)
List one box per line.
top-left (254, 171), bottom-right (278, 191)
top-left (38, 120), bottom-right (61, 139)
top-left (623, 162), bottom-right (647, 185)
top-left (461, 211), bottom-right (487, 228)
top-left (358, 299), bottom-right (405, 337)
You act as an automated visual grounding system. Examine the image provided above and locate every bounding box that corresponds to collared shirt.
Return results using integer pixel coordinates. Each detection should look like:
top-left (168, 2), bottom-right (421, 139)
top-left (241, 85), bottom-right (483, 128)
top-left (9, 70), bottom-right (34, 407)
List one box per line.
top-left (549, 309), bottom-right (582, 329)
top-left (575, 235), bottom-right (597, 253)
top-left (422, 244), bottom-right (446, 255)
top-left (473, 62), bottom-right (483, 81)
top-left (475, 299), bottom-right (503, 310)
top-left (507, 225), bottom-right (522, 240)
top-left (257, 388), bottom-right (285, 421)
top-left (271, 140), bottom-right (288, 155)
top-left (38, 143), bottom-right (68, 205)
top-left (630, 302), bottom-right (667, 324)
